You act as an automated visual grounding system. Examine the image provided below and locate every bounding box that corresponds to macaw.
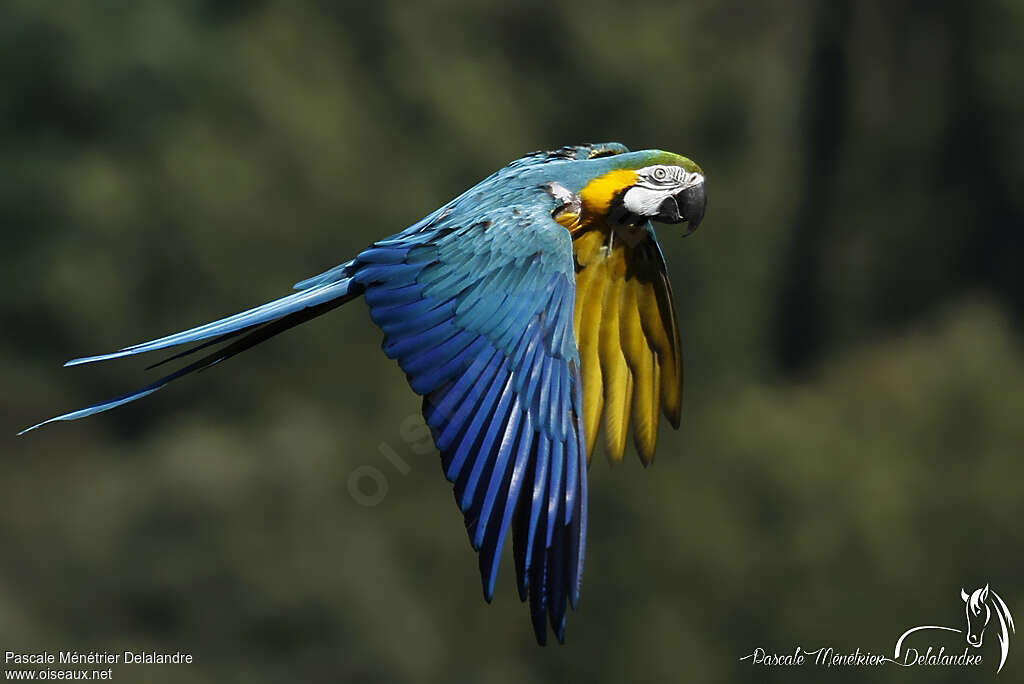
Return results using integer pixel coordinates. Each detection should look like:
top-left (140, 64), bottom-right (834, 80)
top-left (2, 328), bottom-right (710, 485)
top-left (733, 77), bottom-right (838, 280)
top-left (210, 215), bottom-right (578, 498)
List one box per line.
top-left (21, 143), bottom-right (707, 644)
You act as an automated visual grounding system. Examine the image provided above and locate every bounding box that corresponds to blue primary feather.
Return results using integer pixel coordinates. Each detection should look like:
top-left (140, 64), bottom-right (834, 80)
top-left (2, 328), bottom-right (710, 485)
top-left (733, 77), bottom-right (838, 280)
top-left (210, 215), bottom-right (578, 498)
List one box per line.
top-left (457, 373), bottom-right (516, 513)
top-left (477, 405), bottom-right (532, 597)
top-left (537, 355), bottom-right (554, 433)
top-left (406, 334), bottom-right (485, 395)
top-left (529, 496), bottom-right (551, 644)
top-left (448, 360), bottom-right (510, 484)
top-left (480, 410), bottom-right (533, 601)
top-left (381, 318), bottom-right (458, 360)
top-left (547, 489), bottom-right (568, 641)
top-left (517, 423), bottom-right (551, 599)
top-left (473, 397), bottom-right (524, 548)
top-left (564, 396), bottom-right (579, 524)
top-left (519, 343), bottom-right (548, 422)
top-left (428, 346), bottom-right (499, 432)
top-left (545, 437), bottom-right (565, 548)
top-left (568, 416), bottom-right (587, 608)
top-left (436, 355), bottom-right (505, 456)
top-left (399, 328), bottom-right (474, 374)
top-left (549, 359), bottom-right (564, 439)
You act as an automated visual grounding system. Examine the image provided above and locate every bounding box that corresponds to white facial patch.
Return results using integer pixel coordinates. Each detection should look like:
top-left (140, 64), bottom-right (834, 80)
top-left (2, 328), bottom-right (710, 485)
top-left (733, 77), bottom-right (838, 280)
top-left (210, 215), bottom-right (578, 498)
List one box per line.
top-left (622, 185), bottom-right (671, 216)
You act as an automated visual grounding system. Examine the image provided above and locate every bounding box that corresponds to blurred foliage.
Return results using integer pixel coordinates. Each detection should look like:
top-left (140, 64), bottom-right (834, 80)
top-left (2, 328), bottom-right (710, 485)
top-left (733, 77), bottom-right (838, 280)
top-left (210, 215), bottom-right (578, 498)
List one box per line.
top-left (1, 1), bottom-right (1023, 682)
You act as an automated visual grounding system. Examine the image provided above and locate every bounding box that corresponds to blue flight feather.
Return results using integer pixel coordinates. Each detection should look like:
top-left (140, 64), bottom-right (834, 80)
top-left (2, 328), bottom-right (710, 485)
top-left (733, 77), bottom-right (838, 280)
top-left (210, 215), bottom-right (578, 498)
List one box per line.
top-left (427, 345), bottom-right (498, 432)
top-left (458, 372), bottom-right (516, 513)
top-left (480, 411), bottom-right (533, 601)
top-left (545, 437), bottom-right (565, 549)
top-left (381, 319), bottom-right (458, 360)
top-left (447, 359), bottom-right (509, 481)
top-left (435, 354), bottom-right (504, 455)
top-left (408, 336), bottom-right (488, 396)
top-left (520, 433), bottom-right (551, 595)
top-left (473, 398), bottom-right (524, 549)
top-left (399, 328), bottom-right (475, 378)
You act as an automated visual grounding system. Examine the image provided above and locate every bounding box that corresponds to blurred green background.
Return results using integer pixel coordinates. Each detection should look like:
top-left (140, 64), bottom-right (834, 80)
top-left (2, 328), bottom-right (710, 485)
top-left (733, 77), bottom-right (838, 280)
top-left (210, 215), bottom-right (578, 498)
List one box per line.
top-left (2, 1), bottom-right (1023, 682)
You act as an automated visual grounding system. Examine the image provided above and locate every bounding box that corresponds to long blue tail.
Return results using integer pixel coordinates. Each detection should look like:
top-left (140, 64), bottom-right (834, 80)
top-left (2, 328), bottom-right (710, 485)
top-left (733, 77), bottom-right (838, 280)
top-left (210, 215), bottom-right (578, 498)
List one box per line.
top-left (19, 264), bottom-right (361, 435)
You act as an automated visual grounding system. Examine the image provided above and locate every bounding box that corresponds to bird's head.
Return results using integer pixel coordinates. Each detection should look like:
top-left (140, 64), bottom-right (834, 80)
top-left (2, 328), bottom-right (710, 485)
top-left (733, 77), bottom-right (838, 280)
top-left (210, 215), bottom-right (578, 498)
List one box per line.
top-left (577, 150), bottom-right (706, 234)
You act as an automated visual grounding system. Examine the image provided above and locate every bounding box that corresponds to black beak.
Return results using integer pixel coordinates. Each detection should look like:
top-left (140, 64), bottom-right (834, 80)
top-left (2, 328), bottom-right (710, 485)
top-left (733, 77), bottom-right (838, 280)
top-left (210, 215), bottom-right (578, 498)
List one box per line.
top-left (679, 181), bottom-right (706, 229)
top-left (655, 181), bottom-right (707, 231)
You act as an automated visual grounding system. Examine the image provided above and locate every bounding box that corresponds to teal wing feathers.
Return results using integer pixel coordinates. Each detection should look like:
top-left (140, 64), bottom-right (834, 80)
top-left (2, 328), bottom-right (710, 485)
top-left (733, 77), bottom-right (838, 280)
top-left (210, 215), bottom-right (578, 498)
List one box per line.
top-left (351, 196), bottom-right (588, 645)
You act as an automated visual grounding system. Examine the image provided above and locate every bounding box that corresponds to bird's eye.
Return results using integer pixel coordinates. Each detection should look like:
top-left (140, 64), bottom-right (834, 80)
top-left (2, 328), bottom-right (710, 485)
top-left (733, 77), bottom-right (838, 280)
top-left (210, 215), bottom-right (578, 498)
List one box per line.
top-left (652, 167), bottom-right (668, 181)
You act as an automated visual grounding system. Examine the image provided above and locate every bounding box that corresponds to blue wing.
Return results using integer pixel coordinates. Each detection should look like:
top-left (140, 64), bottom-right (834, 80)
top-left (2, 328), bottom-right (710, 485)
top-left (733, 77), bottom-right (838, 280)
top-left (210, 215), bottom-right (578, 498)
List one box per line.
top-left (351, 195), bottom-right (588, 644)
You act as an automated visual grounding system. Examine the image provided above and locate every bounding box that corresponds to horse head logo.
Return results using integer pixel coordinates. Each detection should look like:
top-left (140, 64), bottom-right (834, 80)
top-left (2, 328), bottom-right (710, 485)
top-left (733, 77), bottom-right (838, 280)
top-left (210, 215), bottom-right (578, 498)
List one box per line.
top-left (963, 584), bottom-right (992, 647)
top-left (961, 584), bottom-right (1015, 671)
top-left (895, 583), bottom-right (1015, 673)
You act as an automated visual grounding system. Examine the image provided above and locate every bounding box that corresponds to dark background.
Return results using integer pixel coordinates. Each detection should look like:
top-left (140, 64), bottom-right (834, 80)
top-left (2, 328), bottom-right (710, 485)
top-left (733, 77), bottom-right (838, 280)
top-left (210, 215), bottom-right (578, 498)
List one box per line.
top-left (2, 1), bottom-right (1023, 682)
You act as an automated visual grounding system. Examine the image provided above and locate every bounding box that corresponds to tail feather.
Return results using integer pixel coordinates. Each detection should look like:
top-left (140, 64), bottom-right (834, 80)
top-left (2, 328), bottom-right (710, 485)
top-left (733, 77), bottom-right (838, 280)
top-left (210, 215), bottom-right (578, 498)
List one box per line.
top-left (143, 328), bottom-right (251, 371)
top-left (65, 277), bottom-right (356, 367)
top-left (19, 275), bottom-right (362, 435)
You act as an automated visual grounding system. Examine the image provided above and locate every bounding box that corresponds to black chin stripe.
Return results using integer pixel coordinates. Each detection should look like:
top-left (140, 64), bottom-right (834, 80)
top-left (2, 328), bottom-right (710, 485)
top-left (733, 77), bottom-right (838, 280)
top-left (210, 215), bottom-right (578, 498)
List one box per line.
top-left (607, 189), bottom-right (644, 225)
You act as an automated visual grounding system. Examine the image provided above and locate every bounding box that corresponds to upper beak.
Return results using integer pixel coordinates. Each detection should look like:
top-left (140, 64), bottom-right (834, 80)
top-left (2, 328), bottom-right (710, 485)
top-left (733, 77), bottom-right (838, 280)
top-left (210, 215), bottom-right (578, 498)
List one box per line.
top-left (655, 179), bottom-right (707, 231)
top-left (678, 180), bottom-right (706, 230)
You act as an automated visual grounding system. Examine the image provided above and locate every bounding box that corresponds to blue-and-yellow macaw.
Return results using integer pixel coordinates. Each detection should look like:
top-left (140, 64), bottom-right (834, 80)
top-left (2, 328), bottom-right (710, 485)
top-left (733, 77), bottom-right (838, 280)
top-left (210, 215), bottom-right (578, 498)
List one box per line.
top-left (22, 143), bottom-right (706, 644)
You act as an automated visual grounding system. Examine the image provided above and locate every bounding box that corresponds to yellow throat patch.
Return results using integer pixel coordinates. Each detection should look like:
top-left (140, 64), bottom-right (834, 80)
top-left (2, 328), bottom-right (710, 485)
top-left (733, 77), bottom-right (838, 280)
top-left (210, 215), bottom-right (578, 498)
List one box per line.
top-left (579, 169), bottom-right (638, 218)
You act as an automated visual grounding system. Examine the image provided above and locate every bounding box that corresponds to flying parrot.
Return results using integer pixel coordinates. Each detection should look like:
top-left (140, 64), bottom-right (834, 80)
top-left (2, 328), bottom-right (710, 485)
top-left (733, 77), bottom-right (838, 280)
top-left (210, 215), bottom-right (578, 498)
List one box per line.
top-left (21, 142), bottom-right (707, 644)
